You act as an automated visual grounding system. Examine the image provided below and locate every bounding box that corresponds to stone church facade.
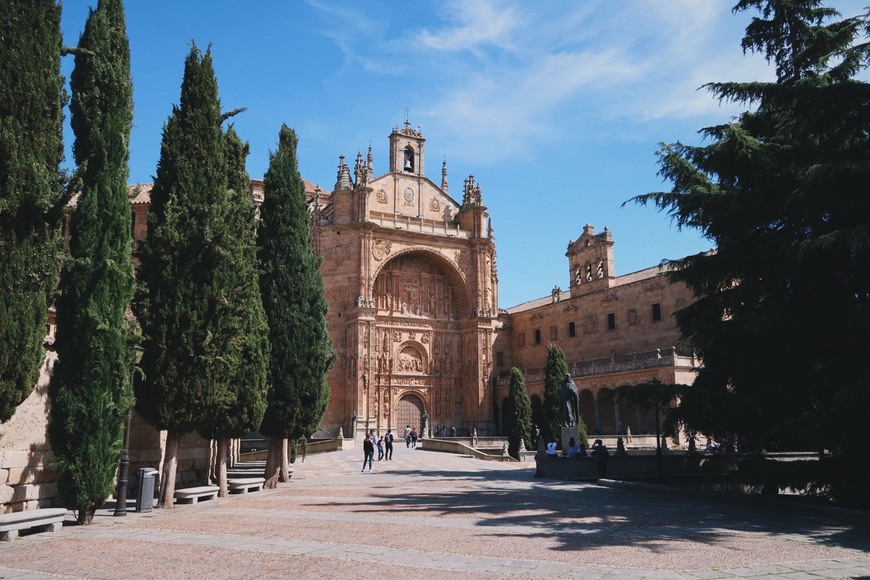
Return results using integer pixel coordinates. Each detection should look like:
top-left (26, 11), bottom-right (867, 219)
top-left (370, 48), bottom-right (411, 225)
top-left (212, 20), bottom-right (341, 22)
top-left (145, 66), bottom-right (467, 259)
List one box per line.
top-left (312, 122), bottom-right (500, 438)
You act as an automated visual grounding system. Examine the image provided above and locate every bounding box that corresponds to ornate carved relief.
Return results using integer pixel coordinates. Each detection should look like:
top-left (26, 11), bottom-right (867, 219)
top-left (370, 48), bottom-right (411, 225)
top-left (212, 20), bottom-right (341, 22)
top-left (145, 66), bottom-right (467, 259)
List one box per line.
top-left (327, 244), bottom-right (347, 267)
top-left (429, 198), bottom-right (440, 212)
top-left (373, 239), bottom-right (392, 261)
top-left (584, 314), bottom-right (598, 334)
top-left (376, 189), bottom-right (388, 204)
top-left (628, 308), bottom-right (639, 326)
top-left (397, 346), bottom-right (424, 373)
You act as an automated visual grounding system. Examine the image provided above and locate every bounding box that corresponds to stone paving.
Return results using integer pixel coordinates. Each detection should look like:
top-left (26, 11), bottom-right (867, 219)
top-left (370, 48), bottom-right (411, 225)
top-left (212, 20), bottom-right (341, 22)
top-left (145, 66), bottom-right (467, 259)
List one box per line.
top-left (1, 445), bottom-right (868, 579)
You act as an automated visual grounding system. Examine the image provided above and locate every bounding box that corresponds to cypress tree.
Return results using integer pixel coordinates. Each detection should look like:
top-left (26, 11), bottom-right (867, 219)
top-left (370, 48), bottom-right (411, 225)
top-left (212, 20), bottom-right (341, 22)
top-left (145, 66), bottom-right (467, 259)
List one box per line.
top-left (507, 367), bottom-right (532, 460)
top-left (48, 0), bottom-right (134, 525)
top-left (137, 45), bottom-right (231, 507)
top-left (258, 125), bottom-right (334, 480)
top-left (0, 0), bottom-right (66, 422)
top-left (196, 125), bottom-right (270, 496)
top-left (542, 344), bottom-right (568, 447)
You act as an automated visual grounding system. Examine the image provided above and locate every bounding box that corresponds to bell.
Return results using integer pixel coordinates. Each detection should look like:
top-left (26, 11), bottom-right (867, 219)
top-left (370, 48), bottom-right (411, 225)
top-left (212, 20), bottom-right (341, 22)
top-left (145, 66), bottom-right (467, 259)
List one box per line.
top-left (404, 157), bottom-right (412, 171)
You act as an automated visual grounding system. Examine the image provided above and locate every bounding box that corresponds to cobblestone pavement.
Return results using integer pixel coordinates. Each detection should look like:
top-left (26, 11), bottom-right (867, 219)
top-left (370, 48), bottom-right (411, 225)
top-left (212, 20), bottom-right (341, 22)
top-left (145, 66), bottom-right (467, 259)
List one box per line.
top-left (1, 446), bottom-right (868, 579)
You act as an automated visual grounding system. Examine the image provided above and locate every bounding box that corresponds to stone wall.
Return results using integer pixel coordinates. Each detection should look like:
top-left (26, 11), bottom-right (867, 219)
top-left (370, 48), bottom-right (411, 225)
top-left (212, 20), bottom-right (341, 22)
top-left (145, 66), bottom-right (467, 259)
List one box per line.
top-left (0, 350), bottom-right (58, 513)
top-left (1, 347), bottom-right (215, 513)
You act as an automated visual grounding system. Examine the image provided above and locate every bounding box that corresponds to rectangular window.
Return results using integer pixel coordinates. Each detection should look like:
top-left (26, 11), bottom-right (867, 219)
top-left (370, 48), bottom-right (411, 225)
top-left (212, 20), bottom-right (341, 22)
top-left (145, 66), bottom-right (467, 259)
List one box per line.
top-left (607, 312), bottom-right (616, 331)
top-left (534, 329), bottom-right (541, 344)
top-left (496, 351), bottom-right (504, 367)
top-left (652, 303), bottom-right (663, 322)
top-left (568, 321), bottom-right (576, 337)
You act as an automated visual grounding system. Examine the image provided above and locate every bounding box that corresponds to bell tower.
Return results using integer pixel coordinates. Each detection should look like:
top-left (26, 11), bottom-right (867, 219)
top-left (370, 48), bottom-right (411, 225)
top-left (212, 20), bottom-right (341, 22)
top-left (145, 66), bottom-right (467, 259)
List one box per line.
top-left (567, 224), bottom-right (614, 298)
top-left (389, 120), bottom-right (425, 176)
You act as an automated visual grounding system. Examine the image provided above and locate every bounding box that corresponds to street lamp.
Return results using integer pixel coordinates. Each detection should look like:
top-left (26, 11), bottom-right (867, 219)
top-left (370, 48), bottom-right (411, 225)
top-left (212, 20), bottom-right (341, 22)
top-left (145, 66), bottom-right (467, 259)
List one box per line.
top-left (114, 345), bottom-right (144, 516)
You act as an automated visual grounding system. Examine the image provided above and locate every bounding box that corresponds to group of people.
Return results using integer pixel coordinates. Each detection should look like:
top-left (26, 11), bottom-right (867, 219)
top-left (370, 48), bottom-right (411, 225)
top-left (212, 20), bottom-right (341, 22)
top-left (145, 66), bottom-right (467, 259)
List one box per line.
top-left (545, 436), bottom-right (611, 476)
top-left (361, 429), bottom-right (395, 471)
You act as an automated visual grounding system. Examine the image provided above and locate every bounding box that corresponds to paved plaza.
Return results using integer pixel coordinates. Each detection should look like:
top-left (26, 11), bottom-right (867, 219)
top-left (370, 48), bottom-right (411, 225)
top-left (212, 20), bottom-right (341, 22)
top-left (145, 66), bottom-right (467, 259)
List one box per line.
top-left (1, 446), bottom-right (868, 579)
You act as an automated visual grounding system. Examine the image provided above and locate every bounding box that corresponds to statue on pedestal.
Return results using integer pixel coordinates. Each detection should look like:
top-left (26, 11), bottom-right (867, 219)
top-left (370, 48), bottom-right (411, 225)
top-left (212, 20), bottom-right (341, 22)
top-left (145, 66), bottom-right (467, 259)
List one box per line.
top-left (559, 373), bottom-right (580, 427)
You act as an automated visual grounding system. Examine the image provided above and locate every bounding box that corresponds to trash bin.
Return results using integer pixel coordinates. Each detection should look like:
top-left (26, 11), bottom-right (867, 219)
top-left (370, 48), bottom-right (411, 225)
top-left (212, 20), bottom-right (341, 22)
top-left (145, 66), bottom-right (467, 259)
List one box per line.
top-left (136, 468), bottom-right (158, 513)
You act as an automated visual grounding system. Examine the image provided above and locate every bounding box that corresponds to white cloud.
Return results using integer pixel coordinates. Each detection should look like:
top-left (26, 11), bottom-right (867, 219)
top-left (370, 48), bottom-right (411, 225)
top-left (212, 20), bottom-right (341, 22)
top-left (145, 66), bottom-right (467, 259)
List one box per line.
top-left (417, 1), bottom-right (521, 54)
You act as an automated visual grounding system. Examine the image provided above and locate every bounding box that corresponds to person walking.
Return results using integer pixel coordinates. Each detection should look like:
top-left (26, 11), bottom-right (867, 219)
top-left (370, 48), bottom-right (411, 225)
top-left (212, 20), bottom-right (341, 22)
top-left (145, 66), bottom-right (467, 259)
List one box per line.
top-left (410, 427), bottom-right (418, 448)
top-left (377, 434), bottom-right (385, 461)
top-left (362, 434), bottom-right (374, 471)
top-left (404, 425), bottom-right (412, 447)
top-left (385, 429), bottom-right (394, 460)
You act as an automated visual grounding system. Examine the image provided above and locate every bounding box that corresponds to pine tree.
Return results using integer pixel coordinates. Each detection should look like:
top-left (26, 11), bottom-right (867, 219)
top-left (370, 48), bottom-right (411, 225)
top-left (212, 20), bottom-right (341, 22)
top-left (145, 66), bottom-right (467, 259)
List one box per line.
top-left (507, 367), bottom-right (532, 460)
top-left (631, 1), bottom-right (870, 504)
top-left (48, 0), bottom-right (134, 525)
top-left (258, 125), bottom-right (334, 480)
top-left (542, 344), bottom-right (568, 446)
top-left (196, 125), bottom-right (270, 496)
top-left (137, 45), bottom-right (233, 507)
top-left (0, 0), bottom-right (66, 422)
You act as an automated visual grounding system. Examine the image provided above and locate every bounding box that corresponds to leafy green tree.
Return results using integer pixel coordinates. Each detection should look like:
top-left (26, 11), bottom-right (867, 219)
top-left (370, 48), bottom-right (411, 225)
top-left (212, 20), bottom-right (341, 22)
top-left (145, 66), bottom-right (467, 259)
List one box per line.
top-left (196, 125), bottom-right (270, 496)
top-left (0, 0), bottom-right (66, 422)
top-left (541, 344), bottom-right (568, 447)
top-left (48, 0), bottom-right (134, 525)
top-left (257, 125), bottom-right (334, 481)
top-left (631, 1), bottom-right (869, 503)
top-left (137, 45), bottom-right (236, 507)
top-left (507, 367), bottom-right (532, 460)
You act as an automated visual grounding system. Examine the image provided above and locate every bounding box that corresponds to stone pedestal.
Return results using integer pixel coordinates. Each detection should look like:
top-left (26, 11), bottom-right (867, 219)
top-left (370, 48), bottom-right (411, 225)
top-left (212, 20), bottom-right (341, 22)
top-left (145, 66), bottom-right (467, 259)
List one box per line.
top-left (560, 426), bottom-right (577, 452)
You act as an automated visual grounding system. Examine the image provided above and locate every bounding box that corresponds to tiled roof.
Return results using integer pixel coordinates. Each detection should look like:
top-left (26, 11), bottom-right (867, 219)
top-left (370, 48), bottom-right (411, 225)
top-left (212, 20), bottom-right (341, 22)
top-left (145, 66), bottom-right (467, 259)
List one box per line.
top-left (128, 183), bottom-right (153, 205)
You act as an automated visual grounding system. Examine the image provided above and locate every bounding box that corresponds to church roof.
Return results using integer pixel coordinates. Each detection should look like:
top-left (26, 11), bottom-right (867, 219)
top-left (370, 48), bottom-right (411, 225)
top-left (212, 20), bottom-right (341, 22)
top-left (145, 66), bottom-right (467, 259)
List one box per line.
top-left (505, 263), bottom-right (669, 314)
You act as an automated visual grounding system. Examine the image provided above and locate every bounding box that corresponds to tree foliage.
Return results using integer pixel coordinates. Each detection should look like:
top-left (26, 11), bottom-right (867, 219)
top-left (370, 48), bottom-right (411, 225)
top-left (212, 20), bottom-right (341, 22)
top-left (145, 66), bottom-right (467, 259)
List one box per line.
top-left (195, 125), bottom-right (269, 442)
top-left (48, 0), bottom-right (135, 525)
top-left (507, 367), bottom-right (532, 460)
top-left (137, 45), bottom-right (266, 504)
top-left (257, 125), bottom-right (334, 443)
top-left (541, 344), bottom-right (567, 446)
top-left (0, 0), bottom-right (66, 422)
top-left (630, 1), bottom-right (870, 503)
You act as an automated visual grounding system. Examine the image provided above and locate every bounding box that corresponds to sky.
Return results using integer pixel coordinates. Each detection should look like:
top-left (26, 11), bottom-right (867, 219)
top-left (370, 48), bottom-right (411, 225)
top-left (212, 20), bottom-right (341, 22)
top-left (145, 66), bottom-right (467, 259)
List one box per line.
top-left (59, 0), bottom-right (868, 309)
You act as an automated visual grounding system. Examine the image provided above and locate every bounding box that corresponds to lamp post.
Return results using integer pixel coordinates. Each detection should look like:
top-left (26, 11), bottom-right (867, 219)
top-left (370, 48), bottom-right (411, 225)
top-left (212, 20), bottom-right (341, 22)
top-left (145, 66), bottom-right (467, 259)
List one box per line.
top-left (115, 345), bottom-right (144, 516)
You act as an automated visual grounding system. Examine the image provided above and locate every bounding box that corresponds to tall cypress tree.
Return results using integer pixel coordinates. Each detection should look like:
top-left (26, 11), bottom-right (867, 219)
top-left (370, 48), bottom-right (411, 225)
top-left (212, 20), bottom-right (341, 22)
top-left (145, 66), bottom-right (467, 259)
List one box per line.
top-left (137, 45), bottom-right (231, 507)
top-left (0, 0), bottom-right (66, 422)
top-left (196, 125), bottom-right (270, 496)
top-left (48, 0), bottom-right (134, 525)
top-left (507, 367), bottom-right (532, 460)
top-left (541, 344), bottom-right (568, 446)
top-left (258, 125), bottom-right (334, 480)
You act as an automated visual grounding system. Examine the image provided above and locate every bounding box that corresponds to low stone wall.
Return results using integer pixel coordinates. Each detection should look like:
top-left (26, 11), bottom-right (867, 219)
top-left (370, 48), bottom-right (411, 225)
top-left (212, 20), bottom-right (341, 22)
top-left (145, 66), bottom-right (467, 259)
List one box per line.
top-left (534, 451), bottom-right (820, 482)
top-left (418, 438), bottom-right (517, 462)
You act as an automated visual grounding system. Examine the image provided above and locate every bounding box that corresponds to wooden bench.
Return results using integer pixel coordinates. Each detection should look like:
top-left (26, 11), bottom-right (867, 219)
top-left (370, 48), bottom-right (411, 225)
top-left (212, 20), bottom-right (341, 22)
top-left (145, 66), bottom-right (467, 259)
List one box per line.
top-left (174, 485), bottom-right (219, 504)
top-left (227, 477), bottom-right (265, 494)
top-left (0, 508), bottom-right (67, 541)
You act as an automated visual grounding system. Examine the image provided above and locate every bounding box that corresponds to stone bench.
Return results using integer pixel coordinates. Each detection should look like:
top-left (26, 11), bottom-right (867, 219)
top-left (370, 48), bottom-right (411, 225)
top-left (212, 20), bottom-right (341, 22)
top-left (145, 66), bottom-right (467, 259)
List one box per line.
top-left (174, 485), bottom-right (219, 504)
top-left (0, 508), bottom-right (67, 541)
top-left (228, 477), bottom-right (265, 494)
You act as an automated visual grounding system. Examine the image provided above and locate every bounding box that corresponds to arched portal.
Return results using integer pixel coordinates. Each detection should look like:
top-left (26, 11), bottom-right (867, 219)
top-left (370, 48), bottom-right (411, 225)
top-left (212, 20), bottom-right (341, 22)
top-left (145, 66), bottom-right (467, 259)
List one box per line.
top-left (371, 250), bottom-right (472, 431)
top-left (396, 394), bottom-right (424, 432)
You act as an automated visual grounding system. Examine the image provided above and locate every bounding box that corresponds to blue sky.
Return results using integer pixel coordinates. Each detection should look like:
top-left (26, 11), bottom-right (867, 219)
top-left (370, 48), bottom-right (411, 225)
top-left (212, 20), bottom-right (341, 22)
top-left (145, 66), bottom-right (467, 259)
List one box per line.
top-left (59, 1), bottom-right (867, 309)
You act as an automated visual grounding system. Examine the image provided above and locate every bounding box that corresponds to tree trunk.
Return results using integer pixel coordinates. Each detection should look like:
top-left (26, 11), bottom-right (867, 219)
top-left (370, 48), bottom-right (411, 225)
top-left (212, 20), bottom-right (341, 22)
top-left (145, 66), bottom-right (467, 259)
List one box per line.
top-left (78, 503), bottom-right (96, 525)
top-left (280, 438), bottom-right (290, 482)
top-left (158, 430), bottom-right (179, 508)
top-left (216, 438), bottom-right (228, 497)
top-left (264, 437), bottom-right (279, 480)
